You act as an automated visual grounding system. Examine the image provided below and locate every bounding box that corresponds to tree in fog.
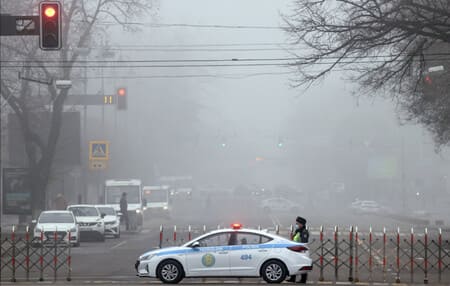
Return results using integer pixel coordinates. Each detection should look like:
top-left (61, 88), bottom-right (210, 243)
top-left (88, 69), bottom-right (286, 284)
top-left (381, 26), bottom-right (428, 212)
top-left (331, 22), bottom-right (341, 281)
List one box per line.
top-left (284, 0), bottom-right (450, 145)
top-left (0, 0), bottom-right (156, 217)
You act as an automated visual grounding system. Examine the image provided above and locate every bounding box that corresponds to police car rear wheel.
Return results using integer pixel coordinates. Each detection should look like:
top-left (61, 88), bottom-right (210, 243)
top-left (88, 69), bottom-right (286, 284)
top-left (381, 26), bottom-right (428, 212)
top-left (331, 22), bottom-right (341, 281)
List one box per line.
top-left (261, 260), bottom-right (287, 283)
top-left (157, 260), bottom-right (183, 284)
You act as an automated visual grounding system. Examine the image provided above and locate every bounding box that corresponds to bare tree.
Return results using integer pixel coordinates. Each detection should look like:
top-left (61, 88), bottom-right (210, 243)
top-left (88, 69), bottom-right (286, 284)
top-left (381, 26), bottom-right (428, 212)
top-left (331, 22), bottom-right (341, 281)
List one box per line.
top-left (284, 0), bottom-right (450, 144)
top-left (0, 0), bottom-right (155, 218)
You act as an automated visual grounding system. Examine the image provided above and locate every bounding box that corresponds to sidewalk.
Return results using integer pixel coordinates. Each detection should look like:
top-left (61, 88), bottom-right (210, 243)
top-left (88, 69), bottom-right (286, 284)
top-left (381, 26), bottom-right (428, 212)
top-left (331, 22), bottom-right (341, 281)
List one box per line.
top-left (1, 214), bottom-right (19, 228)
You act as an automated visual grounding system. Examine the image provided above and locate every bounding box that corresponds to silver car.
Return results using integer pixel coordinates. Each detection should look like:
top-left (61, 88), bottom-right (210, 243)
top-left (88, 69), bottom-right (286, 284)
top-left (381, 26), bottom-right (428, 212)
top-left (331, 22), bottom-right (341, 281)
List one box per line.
top-left (95, 205), bottom-right (121, 238)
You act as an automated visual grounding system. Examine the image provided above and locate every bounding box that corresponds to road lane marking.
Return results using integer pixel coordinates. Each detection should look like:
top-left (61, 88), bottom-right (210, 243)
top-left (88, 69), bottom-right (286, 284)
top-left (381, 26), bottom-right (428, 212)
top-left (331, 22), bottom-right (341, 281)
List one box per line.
top-left (111, 240), bottom-right (127, 249)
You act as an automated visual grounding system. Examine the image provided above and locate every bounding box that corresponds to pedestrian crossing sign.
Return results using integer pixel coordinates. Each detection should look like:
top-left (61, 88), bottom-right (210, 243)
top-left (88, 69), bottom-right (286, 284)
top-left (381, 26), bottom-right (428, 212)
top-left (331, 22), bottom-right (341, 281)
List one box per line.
top-left (89, 141), bottom-right (109, 160)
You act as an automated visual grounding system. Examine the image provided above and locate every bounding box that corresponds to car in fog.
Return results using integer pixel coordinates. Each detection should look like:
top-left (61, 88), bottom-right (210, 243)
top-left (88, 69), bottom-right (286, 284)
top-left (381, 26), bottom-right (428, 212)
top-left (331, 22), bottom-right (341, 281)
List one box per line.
top-left (135, 224), bottom-right (312, 284)
top-left (142, 186), bottom-right (171, 217)
top-left (95, 205), bottom-right (121, 238)
top-left (170, 187), bottom-right (192, 199)
top-left (33, 211), bottom-right (80, 247)
top-left (350, 200), bottom-right (382, 214)
top-left (260, 197), bottom-right (301, 213)
top-left (67, 205), bottom-right (106, 241)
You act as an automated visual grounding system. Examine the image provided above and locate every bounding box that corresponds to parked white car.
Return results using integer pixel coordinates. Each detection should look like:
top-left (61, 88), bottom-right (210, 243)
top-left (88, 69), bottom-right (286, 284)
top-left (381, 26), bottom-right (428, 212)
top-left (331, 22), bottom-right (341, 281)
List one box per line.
top-left (351, 200), bottom-right (382, 214)
top-left (136, 224), bottom-right (312, 284)
top-left (95, 205), bottom-right (121, 238)
top-left (67, 205), bottom-right (105, 241)
top-left (33, 211), bottom-right (80, 247)
top-left (260, 197), bottom-right (301, 213)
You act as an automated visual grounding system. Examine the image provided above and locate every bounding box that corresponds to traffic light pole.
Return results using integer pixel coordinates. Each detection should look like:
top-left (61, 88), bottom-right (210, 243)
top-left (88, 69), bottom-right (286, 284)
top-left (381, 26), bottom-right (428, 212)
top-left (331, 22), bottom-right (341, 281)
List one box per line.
top-left (80, 49), bottom-right (89, 204)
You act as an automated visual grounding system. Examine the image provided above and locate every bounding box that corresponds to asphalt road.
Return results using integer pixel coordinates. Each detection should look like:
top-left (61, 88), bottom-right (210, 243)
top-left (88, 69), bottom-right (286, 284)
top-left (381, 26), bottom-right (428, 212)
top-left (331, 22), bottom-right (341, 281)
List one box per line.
top-left (2, 195), bottom-right (449, 285)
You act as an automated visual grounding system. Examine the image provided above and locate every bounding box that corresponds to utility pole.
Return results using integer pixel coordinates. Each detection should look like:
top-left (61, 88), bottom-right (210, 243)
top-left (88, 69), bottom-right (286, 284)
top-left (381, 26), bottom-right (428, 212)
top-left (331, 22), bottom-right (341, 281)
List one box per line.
top-left (75, 47), bottom-right (90, 204)
top-left (401, 134), bottom-right (406, 212)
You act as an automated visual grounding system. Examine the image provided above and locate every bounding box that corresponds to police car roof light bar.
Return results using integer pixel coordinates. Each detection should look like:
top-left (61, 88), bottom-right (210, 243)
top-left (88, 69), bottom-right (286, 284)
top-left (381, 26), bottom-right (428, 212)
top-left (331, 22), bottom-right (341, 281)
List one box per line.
top-left (231, 223), bottom-right (242, 230)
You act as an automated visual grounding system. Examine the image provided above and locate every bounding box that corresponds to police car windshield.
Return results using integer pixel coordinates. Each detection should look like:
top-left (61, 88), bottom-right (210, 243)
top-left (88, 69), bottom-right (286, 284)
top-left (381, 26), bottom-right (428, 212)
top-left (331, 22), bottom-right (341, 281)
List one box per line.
top-left (69, 207), bottom-right (99, 217)
top-left (39, 213), bottom-right (74, 223)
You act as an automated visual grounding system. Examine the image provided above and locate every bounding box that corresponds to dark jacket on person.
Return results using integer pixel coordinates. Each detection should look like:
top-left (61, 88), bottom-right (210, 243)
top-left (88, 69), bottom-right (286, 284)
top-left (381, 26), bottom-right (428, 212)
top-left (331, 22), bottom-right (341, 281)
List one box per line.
top-left (293, 226), bottom-right (309, 243)
top-left (120, 197), bottom-right (128, 214)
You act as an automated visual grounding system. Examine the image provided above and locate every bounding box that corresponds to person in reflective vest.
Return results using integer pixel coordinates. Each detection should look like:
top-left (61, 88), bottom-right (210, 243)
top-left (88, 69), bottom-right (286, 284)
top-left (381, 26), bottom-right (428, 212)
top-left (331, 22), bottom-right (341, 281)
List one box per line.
top-left (289, 216), bottom-right (309, 283)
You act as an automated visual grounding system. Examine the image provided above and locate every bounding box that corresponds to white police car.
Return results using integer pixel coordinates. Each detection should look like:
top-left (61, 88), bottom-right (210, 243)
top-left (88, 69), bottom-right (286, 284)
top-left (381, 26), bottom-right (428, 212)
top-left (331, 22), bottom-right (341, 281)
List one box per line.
top-left (135, 224), bottom-right (312, 283)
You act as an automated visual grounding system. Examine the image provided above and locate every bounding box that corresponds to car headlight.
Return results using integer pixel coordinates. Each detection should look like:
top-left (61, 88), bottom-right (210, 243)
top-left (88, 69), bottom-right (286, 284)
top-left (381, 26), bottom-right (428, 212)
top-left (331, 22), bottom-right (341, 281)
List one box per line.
top-left (140, 253), bottom-right (155, 261)
top-left (163, 206), bottom-right (168, 210)
top-left (97, 222), bottom-right (103, 226)
top-left (136, 209), bottom-right (141, 214)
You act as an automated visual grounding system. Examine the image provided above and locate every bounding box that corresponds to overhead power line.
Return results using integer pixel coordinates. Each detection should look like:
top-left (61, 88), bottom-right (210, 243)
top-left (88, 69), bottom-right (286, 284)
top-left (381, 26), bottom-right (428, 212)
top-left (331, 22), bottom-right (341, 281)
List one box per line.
top-left (83, 21), bottom-right (286, 30)
top-left (87, 47), bottom-right (292, 52)
top-left (0, 57), bottom-right (297, 63)
top-left (88, 42), bottom-right (287, 48)
top-left (2, 53), bottom-right (449, 70)
top-left (1, 63), bottom-right (289, 69)
top-left (3, 52), bottom-right (450, 65)
top-left (74, 71), bottom-right (296, 80)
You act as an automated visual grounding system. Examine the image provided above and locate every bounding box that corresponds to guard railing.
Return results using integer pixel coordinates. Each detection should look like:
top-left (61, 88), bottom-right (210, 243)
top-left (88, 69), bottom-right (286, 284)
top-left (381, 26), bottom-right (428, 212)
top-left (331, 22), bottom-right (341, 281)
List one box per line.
top-left (0, 225), bottom-right (72, 282)
top-left (157, 224), bottom-right (450, 284)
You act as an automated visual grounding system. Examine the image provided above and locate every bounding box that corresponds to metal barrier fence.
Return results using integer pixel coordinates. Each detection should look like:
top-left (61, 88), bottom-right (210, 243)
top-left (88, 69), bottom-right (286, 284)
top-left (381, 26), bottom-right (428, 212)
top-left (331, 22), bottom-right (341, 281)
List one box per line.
top-left (158, 225), bottom-right (450, 284)
top-left (0, 226), bottom-right (72, 282)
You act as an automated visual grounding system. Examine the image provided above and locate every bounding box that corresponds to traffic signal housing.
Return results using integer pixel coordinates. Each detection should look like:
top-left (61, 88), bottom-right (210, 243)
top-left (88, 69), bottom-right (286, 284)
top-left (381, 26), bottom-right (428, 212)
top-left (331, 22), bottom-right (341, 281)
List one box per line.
top-left (117, 88), bottom-right (127, 110)
top-left (39, 1), bottom-right (61, 50)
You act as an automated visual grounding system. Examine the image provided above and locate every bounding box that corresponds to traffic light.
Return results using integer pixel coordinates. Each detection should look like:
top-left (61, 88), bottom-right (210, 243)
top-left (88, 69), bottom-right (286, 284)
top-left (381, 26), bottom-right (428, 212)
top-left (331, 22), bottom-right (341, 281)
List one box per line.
top-left (422, 72), bottom-right (441, 99)
top-left (117, 88), bottom-right (127, 110)
top-left (39, 1), bottom-right (61, 50)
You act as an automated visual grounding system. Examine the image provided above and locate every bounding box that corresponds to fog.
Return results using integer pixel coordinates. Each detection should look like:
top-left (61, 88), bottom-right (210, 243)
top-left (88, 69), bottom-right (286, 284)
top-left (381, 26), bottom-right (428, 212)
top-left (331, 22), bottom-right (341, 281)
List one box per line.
top-left (66, 0), bottom-right (450, 219)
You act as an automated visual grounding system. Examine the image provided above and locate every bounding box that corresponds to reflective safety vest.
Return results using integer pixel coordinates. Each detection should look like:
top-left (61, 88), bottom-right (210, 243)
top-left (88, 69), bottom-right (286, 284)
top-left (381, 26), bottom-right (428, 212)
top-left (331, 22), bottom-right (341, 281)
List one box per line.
top-left (293, 227), bottom-right (309, 243)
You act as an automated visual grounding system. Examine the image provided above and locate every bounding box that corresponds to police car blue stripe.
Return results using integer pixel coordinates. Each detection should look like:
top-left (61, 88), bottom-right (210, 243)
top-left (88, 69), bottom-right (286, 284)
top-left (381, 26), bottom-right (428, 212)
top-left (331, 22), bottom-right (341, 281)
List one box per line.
top-left (155, 242), bottom-right (301, 256)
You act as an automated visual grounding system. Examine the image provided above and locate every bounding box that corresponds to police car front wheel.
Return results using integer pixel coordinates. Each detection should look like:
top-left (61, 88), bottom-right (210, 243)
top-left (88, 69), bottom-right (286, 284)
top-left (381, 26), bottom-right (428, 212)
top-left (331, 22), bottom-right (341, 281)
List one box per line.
top-left (157, 259), bottom-right (184, 284)
top-left (261, 260), bottom-right (287, 283)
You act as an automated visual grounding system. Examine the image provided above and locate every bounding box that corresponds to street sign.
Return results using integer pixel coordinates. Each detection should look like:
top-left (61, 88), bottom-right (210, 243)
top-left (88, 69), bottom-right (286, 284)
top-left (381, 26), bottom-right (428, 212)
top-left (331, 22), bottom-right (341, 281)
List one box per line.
top-left (89, 160), bottom-right (107, 170)
top-left (0, 15), bottom-right (39, 36)
top-left (2, 168), bottom-right (32, 215)
top-left (89, 141), bottom-right (109, 161)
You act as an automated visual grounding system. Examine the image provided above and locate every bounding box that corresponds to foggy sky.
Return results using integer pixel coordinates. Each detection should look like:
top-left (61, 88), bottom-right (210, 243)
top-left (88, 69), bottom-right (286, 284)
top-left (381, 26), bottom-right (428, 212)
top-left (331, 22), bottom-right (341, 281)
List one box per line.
top-left (80, 0), bottom-right (450, 194)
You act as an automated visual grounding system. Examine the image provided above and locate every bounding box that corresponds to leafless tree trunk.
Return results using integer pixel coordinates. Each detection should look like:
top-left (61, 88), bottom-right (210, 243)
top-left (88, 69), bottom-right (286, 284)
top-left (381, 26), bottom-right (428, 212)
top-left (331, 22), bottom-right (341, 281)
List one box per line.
top-left (0, 0), bottom-right (155, 218)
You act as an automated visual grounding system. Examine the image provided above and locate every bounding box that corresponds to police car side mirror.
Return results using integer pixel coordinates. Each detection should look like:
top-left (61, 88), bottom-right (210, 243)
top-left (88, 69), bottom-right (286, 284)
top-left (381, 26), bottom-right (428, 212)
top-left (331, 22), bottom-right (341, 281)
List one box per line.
top-left (101, 213), bottom-right (106, 219)
top-left (191, 241), bottom-right (200, 248)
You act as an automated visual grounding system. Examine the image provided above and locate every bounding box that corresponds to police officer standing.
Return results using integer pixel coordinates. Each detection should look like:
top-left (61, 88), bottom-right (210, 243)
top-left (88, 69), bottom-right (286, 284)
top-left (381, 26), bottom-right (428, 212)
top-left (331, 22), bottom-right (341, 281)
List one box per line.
top-left (288, 216), bottom-right (309, 283)
top-left (120, 192), bottom-right (129, 231)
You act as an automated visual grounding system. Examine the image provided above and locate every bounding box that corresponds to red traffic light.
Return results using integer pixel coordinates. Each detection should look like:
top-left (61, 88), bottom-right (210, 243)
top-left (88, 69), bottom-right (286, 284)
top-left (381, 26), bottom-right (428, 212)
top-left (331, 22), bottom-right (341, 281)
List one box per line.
top-left (117, 87), bottom-right (127, 110)
top-left (424, 75), bottom-right (432, 85)
top-left (44, 6), bottom-right (56, 17)
top-left (39, 2), bottom-right (61, 50)
top-left (117, 88), bottom-right (126, 96)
